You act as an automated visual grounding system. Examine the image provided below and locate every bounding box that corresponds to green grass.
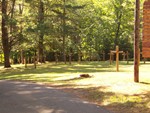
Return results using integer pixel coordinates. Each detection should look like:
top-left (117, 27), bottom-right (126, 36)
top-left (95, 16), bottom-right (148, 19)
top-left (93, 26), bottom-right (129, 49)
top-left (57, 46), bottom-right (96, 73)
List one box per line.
top-left (0, 61), bottom-right (150, 113)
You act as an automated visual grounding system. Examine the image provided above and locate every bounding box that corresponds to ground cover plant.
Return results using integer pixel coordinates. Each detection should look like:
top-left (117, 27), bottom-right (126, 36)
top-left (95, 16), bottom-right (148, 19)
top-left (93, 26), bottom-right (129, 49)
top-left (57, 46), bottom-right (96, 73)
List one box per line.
top-left (0, 61), bottom-right (150, 113)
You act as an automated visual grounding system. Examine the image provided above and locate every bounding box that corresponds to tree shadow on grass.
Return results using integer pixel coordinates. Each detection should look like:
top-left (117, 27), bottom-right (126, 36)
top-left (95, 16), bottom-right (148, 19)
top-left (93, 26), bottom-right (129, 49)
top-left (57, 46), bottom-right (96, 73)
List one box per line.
top-left (51, 84), bottom-right (113, 103)
top-left (59, 77), bottom-right (85, 81)
top-left (140, 82), bottom-right (150, 85)
top-left (59, 75), bottom-right (94, 82)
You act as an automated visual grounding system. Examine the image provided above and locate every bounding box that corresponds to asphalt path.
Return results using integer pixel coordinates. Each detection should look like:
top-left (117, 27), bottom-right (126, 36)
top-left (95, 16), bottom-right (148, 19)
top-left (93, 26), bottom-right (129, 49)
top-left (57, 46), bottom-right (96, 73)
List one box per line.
top-left (0, 80), bottom-right (113, 113)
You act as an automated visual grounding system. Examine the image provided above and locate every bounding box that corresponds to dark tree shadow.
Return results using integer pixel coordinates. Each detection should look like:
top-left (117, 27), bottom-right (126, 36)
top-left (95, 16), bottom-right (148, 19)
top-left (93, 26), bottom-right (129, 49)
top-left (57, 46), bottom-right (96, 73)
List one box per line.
top-left (140, 82), bottom-right (150, 85)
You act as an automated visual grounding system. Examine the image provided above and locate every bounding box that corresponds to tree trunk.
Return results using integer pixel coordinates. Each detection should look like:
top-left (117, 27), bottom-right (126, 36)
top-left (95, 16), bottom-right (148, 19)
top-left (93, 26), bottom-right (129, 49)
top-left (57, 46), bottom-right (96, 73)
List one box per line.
top-left (38, 34), bottom-right (44, 63)
top-left (55, 53), bottom-right (58, 64)
top-left (34, 50), bottom-right (37, 69)
top-left (20, 50), bottom-right (24, 64)
top-left (1, 0), bottom-right (11, 68)
top-left (38, 0), bottom-right (45, 63)
top-left (114, 21), bottom-right (121, 47)
top-left (114, 11), bottom-right (122, 48)
top-left (78, 51), bottom-right (81, 64)
top-left (63, 0), bottom-right (66, 64)
top-left (69, 53), bottom-right (72, 65)
top-left (134, 0), bottom-right (140, 82)
top-left (10, 0), bottom-right (16, 33)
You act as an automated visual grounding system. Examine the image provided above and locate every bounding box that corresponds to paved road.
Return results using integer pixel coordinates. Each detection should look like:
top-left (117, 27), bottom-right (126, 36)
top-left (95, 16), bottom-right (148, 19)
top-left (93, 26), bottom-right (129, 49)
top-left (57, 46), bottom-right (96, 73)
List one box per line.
top-left (0, 80), bottom-right (112, 113)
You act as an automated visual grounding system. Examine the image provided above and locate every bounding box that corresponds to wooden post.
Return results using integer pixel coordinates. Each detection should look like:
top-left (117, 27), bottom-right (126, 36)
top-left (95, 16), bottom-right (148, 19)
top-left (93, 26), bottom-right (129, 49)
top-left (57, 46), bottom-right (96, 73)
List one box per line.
top-left (122, 52), bottom-right (126, 61)
top-left (110, 46), bottom-right (123, 71)
top-left (126, 51), bottom-right (129, 64)
top-left (134, 0), bottom-right (140, 82)
top-left (112, 53), bottom-right (114, 62)
top-left (109, 52), bottom-right (115, 64)
top-left (109, 52), bottom-right (112, 65)
top-left (116, 46), bottom-right (119, 72)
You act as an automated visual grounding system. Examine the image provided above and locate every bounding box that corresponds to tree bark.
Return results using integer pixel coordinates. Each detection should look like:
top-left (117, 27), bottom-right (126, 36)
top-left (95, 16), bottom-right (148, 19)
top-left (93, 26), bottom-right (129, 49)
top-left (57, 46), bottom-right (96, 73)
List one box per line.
top-left (1, 0), bottom-right (11, 68)
top-left (34, 50), bottom-right (37, 69)
top-left (114, 10), bottom-right (122, 48)
top-left (134, 0), bottom-right (140, 82)
top-left (63, 0), bottom-right (66, 64)
top-left (38, 0), bottom-right (45, 63)
top-left (20, 49), bottom-right (24, 64)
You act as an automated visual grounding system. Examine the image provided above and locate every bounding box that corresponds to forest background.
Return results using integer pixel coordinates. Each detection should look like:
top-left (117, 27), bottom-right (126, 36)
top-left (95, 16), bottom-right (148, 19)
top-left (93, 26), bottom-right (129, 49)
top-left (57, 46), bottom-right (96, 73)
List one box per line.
top-left (0, 0), bottom-right (145, 67)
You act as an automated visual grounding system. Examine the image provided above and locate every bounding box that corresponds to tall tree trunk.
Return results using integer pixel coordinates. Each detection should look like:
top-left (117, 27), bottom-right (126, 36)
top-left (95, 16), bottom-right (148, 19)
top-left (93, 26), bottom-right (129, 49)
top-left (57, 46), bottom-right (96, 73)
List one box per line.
top-left (134, 0), bottom-right (140, 82)
top-left (19, 1), bottom-right (24, 64)
top-left (1, 0), bottom-right (11, 68)
top-left (63, 0), bottom-right (66, 64)
top-left (114, 21), bottom-right (121, 47)
top-left (114, 11), bottom-right (122, 48)
top-left (20, 49), bottom-right (24, 64)
top-left (9, 0), bottom-right (17, 52)
top-left (38, 0), bottom-right (45, 63)
top-left (10, 0), bottom-right (16, 32)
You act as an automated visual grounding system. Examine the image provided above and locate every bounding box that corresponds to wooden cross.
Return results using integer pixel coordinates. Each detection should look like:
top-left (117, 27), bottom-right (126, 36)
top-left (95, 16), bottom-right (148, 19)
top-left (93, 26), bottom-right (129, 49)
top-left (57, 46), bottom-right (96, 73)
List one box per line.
top-left (110, 46), bottom-right (123, 72)
top-left (108, 52), bottom-right (114, 65)
top-left (122, 51), bottom-right (130, 64)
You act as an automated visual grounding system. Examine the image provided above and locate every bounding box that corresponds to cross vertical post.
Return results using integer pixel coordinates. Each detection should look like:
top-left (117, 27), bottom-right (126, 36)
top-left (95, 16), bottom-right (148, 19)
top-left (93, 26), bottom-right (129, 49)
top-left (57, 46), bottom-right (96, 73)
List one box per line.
top-left (116, 46), bottom-right (119, 72)
top-left (110, 46), bottom-right (123, 71)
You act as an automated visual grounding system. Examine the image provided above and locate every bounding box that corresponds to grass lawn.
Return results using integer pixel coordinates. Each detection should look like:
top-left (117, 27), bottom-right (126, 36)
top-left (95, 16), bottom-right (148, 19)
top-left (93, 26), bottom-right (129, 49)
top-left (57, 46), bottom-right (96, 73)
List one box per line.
top-left (0, 61), bottom-right (150, 113)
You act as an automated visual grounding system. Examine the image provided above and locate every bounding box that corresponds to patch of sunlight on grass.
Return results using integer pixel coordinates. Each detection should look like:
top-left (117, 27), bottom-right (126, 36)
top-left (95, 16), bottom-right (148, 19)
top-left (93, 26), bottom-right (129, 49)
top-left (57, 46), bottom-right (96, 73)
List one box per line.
top-left (107, 82), bottom-right (150, 95)
top-left (109, 95), bottom-right (142, 104)
top-left (74, 72), bottom-right (132, 86)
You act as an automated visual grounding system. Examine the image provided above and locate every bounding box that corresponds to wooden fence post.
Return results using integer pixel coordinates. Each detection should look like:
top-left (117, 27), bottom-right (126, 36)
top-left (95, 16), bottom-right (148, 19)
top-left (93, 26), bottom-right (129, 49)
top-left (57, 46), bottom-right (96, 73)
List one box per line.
top-left (116, 46), bottom-right (119, 72)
